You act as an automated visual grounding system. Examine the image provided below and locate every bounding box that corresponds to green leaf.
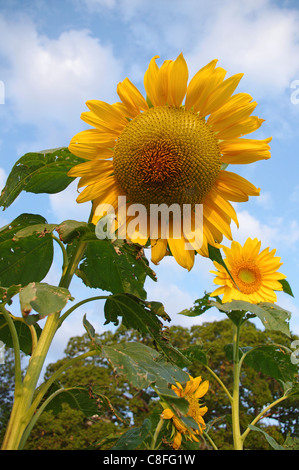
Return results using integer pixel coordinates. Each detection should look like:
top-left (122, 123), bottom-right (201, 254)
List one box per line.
top-left (44, 383), bottom-right (99, 417)
top-left (76, 239), bottom-right (154, 299)
top-left (0, 313), bottom-right (42, 355)
top-left (102, 342), bottom-right (189, 391)
top-left (278, 279), bottom-right (294, 297)
top-left (243, 345), bottom-right (298, 383)
top-left (248, 425), bottom-right (285, 450)
top-left (104, 293), bottom-right (188, 365)
top-left (178, 292), bottom-right (213, 317)
top-left (55, 220), bottom-right (95, 244)
top-left (0, 214), bottom-right (54, 287)
top-left (0, 213), bottom-right (48, 242)
top-left (111, 418), bottom-right (152, 450)
top-left (211, 300), bottom-right (291, 337)
top-left (0, 147), bottom-right (84, 209)
top-left (0, 234), bottom-right (54, 287)
top-left (208, 244), bottom-right (236, 285)
top-left (0, 285), bottom-right (22, 305)
top-left (13, 223), bottom-right (57, 240)
top-left (19, 282), bottom-right (73, 322)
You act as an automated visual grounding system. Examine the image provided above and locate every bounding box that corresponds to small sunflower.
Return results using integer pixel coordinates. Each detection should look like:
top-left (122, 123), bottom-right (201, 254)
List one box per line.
top-left (68, 53), bottom-right (271, 270)
top-left (210, 238), bottom-right (286, 303)
top-left (161, 375), bottom-right (209, 450)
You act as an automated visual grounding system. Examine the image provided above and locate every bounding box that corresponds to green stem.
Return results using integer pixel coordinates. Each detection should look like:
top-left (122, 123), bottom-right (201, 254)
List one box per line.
top-left (2, 235), bottom-right (90, 450)
top-left (0, 305), bottom-right (22, 394)
top-left (231, 323), bottom-right (243, 450)
top-left (19, 350), bottom-right (98, 449)
top-left (241, 395), bottom-right (289, 444)
top-left (203, 431), bottom-right (218, 450)
top-left (202, 364), bottom-right (233, 404)
top-left (58, 295), bottom-right (108, 326)
top-left (151, 418), bottom-right (164, 450)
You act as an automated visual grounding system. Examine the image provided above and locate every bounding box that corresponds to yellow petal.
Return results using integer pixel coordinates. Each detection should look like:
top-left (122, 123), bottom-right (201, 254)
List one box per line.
top-left (185, 59), bottom-right (219, 111)
top-left (194, 380), bottom-right (209, 399)
top-left (167, 53), bottom-right (188, 107)
top-left (151, 238), bottom-right (168, 265)
top-left (144, 55), bottom-right (160, 106)
top-left (117, 77), bottom-right (148, 116)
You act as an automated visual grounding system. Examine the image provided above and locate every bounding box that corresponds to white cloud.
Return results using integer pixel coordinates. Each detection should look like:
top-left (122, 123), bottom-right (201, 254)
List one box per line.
top-left (0, 14), bottom-right (123, 142)
top-left (231, 209), bottom-right (299, 251)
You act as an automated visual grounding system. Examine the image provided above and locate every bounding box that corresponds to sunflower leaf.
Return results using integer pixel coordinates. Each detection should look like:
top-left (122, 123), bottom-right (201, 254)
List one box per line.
top-left (0, 148), bottom-right (84, 210)
top-left (278, 279), bottom-right (294, 297)
top-left (76, 239), bottom-right (155, 300)
top-left (211, 300), bottom-right (291, 337)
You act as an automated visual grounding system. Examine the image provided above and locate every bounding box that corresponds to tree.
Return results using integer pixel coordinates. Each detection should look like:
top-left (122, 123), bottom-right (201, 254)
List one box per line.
top-left (23, 319), bottom-right (299, 450)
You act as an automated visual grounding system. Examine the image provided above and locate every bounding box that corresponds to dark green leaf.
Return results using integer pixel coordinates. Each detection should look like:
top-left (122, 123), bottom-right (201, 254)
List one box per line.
top-left (0, 148), bottom-right (84, 209)
top-left (278, 279), bottom-right (294, 297)
top-left (0, 234), bottom-right (54, 287)
top-left (111, 418), bottom-right (152, 450)
top-left (208, 244), bottom-right (237, 285)
top-left (0, 313), bottom-right (42, 355)
top-left (19, 282), bottom-right (73, 322)
top-left (76, 240), bottom-right (153, 299)
top-left (44, 383), bottom-right (99, 417)
top-left (0, 213), bottom-right (48, 242)
top-left (55, 220), bottom-right (95, 244)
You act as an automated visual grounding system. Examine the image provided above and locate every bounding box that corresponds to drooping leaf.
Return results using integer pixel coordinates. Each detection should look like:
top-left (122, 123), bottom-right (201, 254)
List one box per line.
top-left (102, 342), bottom-right (189, 391)
top-left (0, 148), bottom-right (84, 210)
top-left (19, 282), bottom-right (73, 323)
top-left (248, 425), bottom-right (285, 450)
top-left (0, 313), bottom-right (42, 355)
top-left (44, 382), bottom-right (99, 417)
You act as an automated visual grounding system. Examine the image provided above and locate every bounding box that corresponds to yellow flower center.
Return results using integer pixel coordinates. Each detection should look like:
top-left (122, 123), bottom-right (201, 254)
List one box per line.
top-left (113, 106), bottom-right (221, 209)
top-left (233, 262), bottom-right (262, 294)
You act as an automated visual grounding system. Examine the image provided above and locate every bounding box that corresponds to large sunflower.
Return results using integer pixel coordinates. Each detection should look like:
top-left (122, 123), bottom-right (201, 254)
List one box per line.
top-left (68, 53), bottom-right (271, 270)
top-left (210, 238), bottom-right (286, 303)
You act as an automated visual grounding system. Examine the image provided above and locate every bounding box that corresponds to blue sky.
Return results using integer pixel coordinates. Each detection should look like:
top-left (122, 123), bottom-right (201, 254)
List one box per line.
top-left (0, 0), bottom-right (299, 364)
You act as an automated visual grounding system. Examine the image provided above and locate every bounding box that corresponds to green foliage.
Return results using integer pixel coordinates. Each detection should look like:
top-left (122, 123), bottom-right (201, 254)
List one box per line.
top-left (0, 148), bottom-right (84, 210)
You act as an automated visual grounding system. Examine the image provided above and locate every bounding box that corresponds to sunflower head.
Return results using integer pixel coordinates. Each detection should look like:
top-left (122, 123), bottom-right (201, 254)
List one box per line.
top-left (210, 238), bottom-right (287, 304)
top-left (160, 375), bottom-right (209, 449)
top-left (68, 53), bottom-right (271, 270)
